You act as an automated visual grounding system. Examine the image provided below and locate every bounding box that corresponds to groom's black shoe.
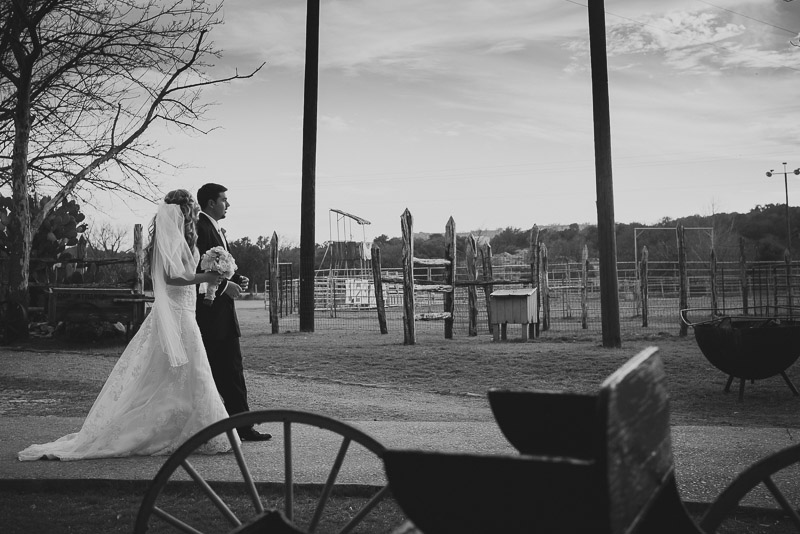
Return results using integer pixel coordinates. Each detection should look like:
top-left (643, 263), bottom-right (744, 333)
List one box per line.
top-left (239, 428), bottom-right (272, 441)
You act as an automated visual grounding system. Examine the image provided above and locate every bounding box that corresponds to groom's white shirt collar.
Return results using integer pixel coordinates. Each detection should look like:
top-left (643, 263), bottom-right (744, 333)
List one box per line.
top-left (200, 211), bottom-right (227, 250)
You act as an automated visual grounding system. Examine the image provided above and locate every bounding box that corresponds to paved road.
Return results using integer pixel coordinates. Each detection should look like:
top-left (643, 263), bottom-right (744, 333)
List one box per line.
top-left (2, 413), bottom-right (798, 510)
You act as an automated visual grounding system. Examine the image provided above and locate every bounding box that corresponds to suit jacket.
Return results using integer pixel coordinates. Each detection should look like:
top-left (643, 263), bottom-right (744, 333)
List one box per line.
top-left (196, 213), bottom-right (242, 340)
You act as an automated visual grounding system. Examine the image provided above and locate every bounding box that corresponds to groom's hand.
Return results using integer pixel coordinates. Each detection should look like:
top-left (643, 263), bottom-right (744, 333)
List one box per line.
top-left (224, 282), bottom-right (242, 299)
top-left (240, 276), bottom-right (249, 291)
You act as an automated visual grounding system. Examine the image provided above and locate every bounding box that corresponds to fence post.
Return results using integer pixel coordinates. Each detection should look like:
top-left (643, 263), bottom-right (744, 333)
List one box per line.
top-left (540, 242), bottom-right (550, 331)
top-left (530, 226), bottom-right (540, 332)
top-left (401, 208), bottom-right (415, 345)
top-left (133, 224), bottom-right (144, 294)
top-left (739, 237), bottom-right (748, 315)
top-left (773, 266), bottom-right (778, 317)
top-left (480, 239), bottom-right (494, 334)
top-left (581, 245), bottom-right (589, 329)
top-left (640, 246), bottom-right (649, 327)
top-left (269, 232), bottom-right (279, 334)
top-left (444, 217), bottom-right (456, 339)
top-left (371, 245), bottom-right (388, 334)
top-left (677, 224), bottom-right (688, 337)
top-left (785, 249), bottom-right (793, 319)
top-left (466, 234), bottom-right (478, 336)
top-left (710, 248), bottom-right (718, 316)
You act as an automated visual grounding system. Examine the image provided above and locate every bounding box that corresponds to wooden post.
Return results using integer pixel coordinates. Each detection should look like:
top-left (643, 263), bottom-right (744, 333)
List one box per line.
top-left (640, 246), bottom-right (649, 328)
top-left (269, 232), bottom-right (279, 334)
top-left (541, 242), bottom-right (550, 331)
top-left (444, 217), bottom-right (456, 339)
top-left (401, 209), bottom-right (415, 345)
top-left (133, 224), bottom-right (144, 294)
top-left (132, 224), bottom-right (145, 326)
top-left (786, 249), bottom-right (793, 319)
top-left (677, 224), bottom-right (688, 337)
top-left (773, 266), bottom-right (779, 317)
top-left (480, 239), bottom-right (494, 334)
top-left (466, 234), bottom-right (478, 336)
top-left (739, 237), bottom-right (749, 316)
top-left (530, 226), bottom-right (540, 333)
top-left (581, 245), bottom-right (589, 329)
top-left (588, 0), bottom-right (622, 348)
top-left (710, 248), bottom-right (718, 316)
top-left (371, 245), bottom-right (388, 334)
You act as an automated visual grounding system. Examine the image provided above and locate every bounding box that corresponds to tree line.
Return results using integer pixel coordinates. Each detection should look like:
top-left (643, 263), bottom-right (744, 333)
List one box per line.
top-left (226, 203), bottom-right (795, 287)
top-left (2, 201), bottom-right (792, 294)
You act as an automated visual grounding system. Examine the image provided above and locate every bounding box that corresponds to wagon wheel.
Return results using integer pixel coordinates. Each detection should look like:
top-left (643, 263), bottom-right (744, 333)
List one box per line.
top-left (135, 410), bottom-right (391, 534)
top-left (699, 443), bottom-right (800, 533)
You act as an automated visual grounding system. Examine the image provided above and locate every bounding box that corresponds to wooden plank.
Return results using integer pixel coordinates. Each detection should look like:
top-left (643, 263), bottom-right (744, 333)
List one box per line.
top-left (412, 257), bottom-right (451, 267)
top-left (414, 312), bottom-right (451, 321)
top-left (599, 346), bottom-right (674, 534)
top-left (413, 285), bottom-right (453, 293)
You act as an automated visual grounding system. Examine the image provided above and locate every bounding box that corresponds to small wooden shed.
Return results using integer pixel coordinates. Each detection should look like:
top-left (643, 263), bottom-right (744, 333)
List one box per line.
top-left (490, 287), bottom-right (539, 341)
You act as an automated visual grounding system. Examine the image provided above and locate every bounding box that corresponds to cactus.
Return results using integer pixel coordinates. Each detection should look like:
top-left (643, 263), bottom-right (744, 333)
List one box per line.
top-left (0, 194), bottom-right (87, 264)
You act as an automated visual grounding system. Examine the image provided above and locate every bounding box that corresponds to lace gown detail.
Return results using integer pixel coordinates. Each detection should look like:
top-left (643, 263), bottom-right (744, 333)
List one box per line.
top-left (18, 279), bottom-right (233, 461)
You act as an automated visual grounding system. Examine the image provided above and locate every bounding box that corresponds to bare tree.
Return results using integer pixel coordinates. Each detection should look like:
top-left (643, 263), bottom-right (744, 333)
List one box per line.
top-left (86, 221), bottom-right (129, 256)
top-left (0, 0), bottom-right (263, 317)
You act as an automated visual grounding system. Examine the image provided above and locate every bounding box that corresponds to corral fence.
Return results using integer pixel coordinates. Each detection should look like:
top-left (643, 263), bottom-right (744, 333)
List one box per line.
top-left (265, 258), bottom-right (799, 338)
top-left (264, 212), bottom-right (800, 340)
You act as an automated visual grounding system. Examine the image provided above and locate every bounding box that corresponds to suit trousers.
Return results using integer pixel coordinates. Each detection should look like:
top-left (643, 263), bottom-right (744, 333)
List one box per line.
top-left (204, 336), bottom-right (251, 419)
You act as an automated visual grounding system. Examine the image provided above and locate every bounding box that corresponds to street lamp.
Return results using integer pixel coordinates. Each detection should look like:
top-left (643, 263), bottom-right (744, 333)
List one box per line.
top-left (766, 162), bottom-right (800, 255)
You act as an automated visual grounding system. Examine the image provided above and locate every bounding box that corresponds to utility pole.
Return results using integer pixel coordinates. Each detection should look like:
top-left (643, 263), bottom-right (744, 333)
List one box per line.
top-left (299, 0), bottom-right (320, 332)
top-left (766, 162), bottom-right (800, 257)
top-left (588, 0), bottom-right (621, 348)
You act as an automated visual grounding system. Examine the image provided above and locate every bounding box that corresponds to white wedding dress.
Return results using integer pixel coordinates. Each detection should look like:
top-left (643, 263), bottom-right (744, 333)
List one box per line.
top-left (19, 206), bottom-right (234, 461)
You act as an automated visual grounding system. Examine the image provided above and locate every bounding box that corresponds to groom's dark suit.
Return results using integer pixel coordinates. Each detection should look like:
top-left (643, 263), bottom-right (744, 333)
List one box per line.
top-left (195, 213), bottom-right (251, 420)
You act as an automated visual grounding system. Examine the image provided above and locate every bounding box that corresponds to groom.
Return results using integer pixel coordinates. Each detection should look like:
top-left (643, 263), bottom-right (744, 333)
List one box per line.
top-left (195, 183), bottom-right (271, 441)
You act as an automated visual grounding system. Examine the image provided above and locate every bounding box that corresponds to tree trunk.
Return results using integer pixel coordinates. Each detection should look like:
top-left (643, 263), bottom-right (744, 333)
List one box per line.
top-left (8, 63), bottom-right (34, 337)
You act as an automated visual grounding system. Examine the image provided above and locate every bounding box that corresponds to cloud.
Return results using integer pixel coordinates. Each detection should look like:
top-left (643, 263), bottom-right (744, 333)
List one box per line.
top-left (320, 115), bottom-right (353, 132)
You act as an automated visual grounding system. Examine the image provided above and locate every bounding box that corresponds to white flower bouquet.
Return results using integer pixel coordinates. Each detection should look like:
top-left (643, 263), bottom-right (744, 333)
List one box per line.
top-left (200, 246), bottom-right (237, 305)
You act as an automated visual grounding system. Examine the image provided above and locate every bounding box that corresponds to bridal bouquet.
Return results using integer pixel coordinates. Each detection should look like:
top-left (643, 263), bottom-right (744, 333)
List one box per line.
top-left (200, 246), bottom-right (237, 305)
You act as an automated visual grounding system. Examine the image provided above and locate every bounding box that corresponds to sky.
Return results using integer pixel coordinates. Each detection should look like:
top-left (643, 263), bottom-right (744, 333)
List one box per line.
top-left (84, 0), bottom-right (800, 248)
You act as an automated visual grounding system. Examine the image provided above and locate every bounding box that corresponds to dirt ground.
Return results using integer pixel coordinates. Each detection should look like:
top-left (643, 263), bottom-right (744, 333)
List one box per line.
top-left (2, 300), bottom-right (799, 429)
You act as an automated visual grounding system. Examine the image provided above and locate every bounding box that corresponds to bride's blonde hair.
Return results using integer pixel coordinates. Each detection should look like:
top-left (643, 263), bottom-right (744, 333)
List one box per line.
top-left (144, 189), bottom-right (199, 269)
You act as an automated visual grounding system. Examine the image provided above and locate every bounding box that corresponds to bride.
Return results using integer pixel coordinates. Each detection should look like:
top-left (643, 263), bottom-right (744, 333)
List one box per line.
top-left (19, 190), bottom-right (236, 461)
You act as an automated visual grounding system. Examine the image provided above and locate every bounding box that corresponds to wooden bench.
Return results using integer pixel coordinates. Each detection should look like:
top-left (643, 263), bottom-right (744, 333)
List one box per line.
top-left (383, 347), bottom-right (705, 533)
top-left (48, 287), bottom-right (153, 339)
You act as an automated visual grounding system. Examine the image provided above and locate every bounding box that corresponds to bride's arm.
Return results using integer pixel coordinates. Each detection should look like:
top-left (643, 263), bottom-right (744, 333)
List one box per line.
top-left (166, 271), bottom-right (219, 287)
